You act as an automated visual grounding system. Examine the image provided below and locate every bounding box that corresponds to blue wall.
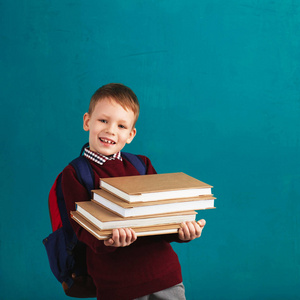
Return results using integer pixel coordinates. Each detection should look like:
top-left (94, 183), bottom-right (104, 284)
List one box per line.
top-left (1, 1), bottom-right (300, 299)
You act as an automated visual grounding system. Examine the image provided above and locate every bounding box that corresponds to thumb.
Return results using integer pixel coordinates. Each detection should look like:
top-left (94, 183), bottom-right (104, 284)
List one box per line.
top-left (197, 219), bottom-right (206, 227)
top-left (104, 238), bottom-right (115, 246)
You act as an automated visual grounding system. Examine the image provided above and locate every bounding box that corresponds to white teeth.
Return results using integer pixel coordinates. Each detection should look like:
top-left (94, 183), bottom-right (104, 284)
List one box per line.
top-left (101, 138), bottom-right (115, 144)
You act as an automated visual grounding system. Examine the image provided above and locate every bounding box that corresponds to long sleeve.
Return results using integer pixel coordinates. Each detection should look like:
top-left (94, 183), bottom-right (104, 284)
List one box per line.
top-left (61, 165), bottom-right (116, 254)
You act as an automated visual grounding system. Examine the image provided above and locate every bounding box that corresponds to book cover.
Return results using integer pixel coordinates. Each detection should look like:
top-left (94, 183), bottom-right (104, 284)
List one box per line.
top-left (75, 201), bottom-right (197, 230)
top-left (100, 172), bottom-right (213, 202)
top-left (71, 211), bottom-right (183, 240)
top-left (93, 189), bottom-right (215, 218)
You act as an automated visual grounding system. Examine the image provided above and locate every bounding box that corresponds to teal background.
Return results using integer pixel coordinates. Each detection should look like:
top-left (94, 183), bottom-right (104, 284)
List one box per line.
top-left (1, 1), bottom-right (300, 299)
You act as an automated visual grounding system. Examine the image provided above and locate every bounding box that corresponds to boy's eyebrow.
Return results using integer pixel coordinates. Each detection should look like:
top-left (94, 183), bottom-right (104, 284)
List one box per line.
top-left (97, 113), bottom-right (109, 119)
top-left (98, 113), bottom-right (131, 124)
top-left (118, 119), bottom-right (132, 125)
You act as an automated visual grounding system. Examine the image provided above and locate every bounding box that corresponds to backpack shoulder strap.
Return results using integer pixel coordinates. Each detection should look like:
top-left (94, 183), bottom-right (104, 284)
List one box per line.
top-left (122, 152), bottom-right (147, 175)
top-left (52, 145), bottom-right (94, 247)
top-left (80, 142), bottom-right (89, 156)
top-left (69, 156), bottom-right (95, 197)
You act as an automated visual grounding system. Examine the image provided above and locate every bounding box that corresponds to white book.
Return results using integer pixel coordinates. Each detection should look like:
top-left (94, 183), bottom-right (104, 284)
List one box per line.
top-left (71, 211), bottom-right (183, 240)
top-left (100, 172), bottom-right (213, 203)
top-left (93, 189), bottom-right (215, 218)
top-left (76, 200), bottom-right (197, 230)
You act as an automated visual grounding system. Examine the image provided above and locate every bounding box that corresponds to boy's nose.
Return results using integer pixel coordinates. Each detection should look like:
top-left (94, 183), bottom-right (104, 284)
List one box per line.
top-left (106, 124), bottom-right (116, 135)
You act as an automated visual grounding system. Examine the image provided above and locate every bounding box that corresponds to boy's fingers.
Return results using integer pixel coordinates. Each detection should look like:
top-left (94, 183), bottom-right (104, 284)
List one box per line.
top-left (104, 228), bottom-right (137, 247)
top-left (123, 228), bottom-right (132, 245)
top-left (179, 220), bottom-right (205, 241)
top-left (117, 228), bottom-right (136, 247)
top-left (193, 221), bottom-right (202, 237)
top-left (197, 219), bottom-right (206, 228)
top-left (178, 227), bottom-right (185, 240)
top-left (130, 228), bottom-right (137, 242)
top-left (113, 228), bottom-right (120, 243)
top-left (104, 229), bottom-right (120, 247)
top-left (125, 228), bottom-right (137, 244)
top-left (186, 221), bottom-right (196, 238)
top-left (118, 228), bottom-right (127, 245)
top-left (179, 222), bottom-right (189, 240)
top-left (104, 237), bottom-right (114, 246)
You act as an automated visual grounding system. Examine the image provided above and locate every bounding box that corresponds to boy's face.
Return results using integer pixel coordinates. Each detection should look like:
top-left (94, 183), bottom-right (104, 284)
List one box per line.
top-left (83, 97), bottom-right (137, 156)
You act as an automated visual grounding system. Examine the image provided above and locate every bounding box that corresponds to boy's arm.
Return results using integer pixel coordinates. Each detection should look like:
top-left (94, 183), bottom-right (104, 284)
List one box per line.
top-left (61, 165), bottom-right (116, 254)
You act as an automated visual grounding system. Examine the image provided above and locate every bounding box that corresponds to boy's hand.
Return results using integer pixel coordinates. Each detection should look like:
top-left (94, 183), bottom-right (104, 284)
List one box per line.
top-left (104, 228), bottom-right (137, 247)
top-left (178, 219), bottom-right (206, 241)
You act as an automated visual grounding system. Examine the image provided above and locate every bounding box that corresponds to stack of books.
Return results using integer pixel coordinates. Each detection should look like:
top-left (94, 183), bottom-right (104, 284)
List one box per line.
top-left (71, 172), bottom-right (215, 240)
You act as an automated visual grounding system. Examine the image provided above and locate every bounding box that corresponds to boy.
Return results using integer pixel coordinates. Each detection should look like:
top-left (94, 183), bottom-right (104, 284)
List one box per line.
top-left (62, 83), bottom-right (206, 300)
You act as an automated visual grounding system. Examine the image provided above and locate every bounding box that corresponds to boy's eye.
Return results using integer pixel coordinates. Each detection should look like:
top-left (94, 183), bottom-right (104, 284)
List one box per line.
top-left (99, 119), bottom-right (107, 123)
top-left (119, 124), bottom-right (126, 129)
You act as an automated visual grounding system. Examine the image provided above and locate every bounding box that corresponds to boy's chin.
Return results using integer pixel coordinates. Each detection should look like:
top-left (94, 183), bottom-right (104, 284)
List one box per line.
top-left (102, 151), bottom-right (117, 157)
top-left (97, 146), bottom-right (120, 157)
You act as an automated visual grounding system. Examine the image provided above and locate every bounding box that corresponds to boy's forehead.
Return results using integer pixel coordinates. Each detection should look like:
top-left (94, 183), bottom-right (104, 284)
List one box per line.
top-left (92, 97), bottom-right (136, 121)
top-left (94, 97), bottom-right (129, 112)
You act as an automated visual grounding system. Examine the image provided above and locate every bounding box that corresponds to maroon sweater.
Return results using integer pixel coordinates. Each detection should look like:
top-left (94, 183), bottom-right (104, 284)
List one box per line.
top-left (61, 154), bottom-right (183, 300)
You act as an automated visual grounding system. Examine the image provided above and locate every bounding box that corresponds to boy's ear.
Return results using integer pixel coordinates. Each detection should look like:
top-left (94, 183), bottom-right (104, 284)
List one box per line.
top-left (126, 128), bottom-right (137, 144)
top-left (83, 113), bottom-right (90, 131)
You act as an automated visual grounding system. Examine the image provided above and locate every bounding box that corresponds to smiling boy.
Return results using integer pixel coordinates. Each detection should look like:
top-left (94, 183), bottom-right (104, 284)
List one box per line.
top-left (83, 97), bottom-right (137, 158)
top-left (61, 83), bottom-right (206, 299)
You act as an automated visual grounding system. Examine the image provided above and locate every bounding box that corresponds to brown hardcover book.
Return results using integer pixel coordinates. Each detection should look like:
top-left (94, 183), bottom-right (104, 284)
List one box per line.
top-left (92, 189), bottom-right (215, 218)
top-left (100, 172), bottom-right (213, 203)
top-left (75, 201), bottom-right (197, 230)
top-left (71, 211), bottom-right (183, 240)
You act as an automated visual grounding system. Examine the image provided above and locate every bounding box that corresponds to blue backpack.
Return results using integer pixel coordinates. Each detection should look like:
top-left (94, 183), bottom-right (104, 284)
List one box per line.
top-left (43, 144), bottom-right (146, 298)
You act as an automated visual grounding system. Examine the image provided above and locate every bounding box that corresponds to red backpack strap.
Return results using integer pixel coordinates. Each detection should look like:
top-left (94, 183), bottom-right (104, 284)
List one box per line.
top-left (48, 173), bottom-right (63, 232)
top-left (48, 144), bottom-right (93, 232)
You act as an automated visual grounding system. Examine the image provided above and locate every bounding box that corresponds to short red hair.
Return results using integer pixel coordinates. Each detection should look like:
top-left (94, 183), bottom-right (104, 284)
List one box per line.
top-left (88, 83), bottom-right (140, 127)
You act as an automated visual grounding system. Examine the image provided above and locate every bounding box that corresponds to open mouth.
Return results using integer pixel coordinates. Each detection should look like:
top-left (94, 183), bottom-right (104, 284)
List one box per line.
top-left (100, 137), bottom-right (116, 145)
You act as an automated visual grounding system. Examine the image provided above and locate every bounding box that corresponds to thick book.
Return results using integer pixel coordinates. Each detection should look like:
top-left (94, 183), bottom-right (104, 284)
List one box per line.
top-left (71, 211), bottom-right (182, 240)
top-left (99, 172), bottom-right (213, 203)
top-left (93, 189), bottom-right (215, 218)
top-left (75, 201), bottom-right (197, 230)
